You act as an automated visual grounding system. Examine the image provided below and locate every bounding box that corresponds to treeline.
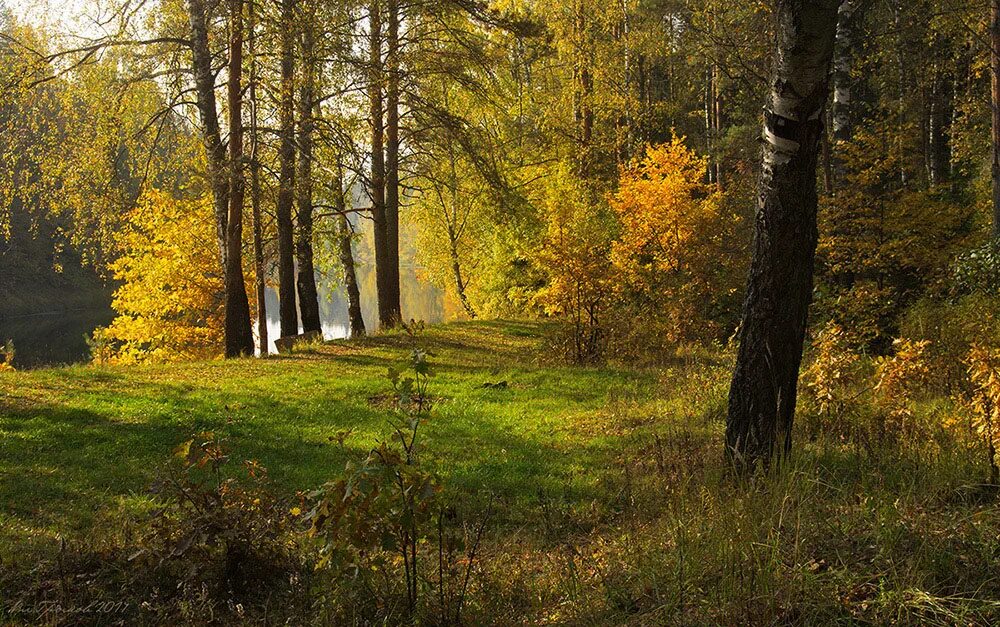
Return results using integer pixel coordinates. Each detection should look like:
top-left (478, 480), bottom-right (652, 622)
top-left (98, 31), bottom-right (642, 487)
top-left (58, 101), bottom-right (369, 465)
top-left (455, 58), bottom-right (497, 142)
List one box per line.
top-left (0, 0), bottom-right (996, 367)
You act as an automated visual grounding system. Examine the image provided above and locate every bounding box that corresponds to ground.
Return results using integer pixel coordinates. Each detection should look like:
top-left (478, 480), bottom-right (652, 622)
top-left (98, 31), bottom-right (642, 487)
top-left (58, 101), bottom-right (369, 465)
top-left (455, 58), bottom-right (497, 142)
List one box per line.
top-left (2, 320), bottom-right (1000, 624)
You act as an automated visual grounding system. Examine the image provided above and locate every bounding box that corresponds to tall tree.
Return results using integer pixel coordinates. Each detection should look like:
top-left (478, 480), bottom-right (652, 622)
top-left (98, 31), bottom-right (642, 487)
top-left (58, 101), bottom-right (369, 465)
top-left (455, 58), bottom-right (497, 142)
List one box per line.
top-left (992, 0), bottom-right (1000, 240)
top-left (384, 0), bottom-right (403, 325)
top-left (276, 0), bottom-right (299, 337)
top-left (726, 0), bottom-right (841, 471)
top-left (369, 0), bottom-right (393, 329)
top-left (296, 11), bottom-right (322, 334)
top-left (335, 162), bottom-right (367, 338)
top-left (224, 0), bottom-right (254, 356)
top-left (248, 0), bottom-right (268, 354)
top-left (831, 0), bottom-right (861, 186)
top-left (186, 0), bottom-right (254, 357)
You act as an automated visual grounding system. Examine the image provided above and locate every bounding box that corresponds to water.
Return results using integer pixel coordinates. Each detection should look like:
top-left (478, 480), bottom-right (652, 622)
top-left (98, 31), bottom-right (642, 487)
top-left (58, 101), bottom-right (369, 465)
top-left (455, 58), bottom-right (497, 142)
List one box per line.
top-left (262, 265), bottom-right (445, 352)
top-left (0, 308), bottom-right (115, 369)
top-left (0, 265), bottom-right (445, 368)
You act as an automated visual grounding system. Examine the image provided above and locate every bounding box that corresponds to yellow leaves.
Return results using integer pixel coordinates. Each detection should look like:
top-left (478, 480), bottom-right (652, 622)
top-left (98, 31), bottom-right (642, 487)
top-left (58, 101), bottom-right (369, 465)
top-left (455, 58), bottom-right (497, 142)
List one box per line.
top-left (101, 189), bottom-right (226, 364)
top-left (874, 338), bottom-right (931, 422)
top-left (803, 322), bottom-right (860, 418)
top-left (608, 137), bottom-right (726, 342)
top-left (964, 344), bottom-right (1000, 451)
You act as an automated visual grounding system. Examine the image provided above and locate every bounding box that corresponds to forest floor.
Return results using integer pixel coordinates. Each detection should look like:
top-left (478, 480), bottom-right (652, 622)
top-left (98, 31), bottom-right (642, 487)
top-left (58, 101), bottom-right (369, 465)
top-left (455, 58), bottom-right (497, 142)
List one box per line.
top-left (2, 320), bottom-right (1000, 624)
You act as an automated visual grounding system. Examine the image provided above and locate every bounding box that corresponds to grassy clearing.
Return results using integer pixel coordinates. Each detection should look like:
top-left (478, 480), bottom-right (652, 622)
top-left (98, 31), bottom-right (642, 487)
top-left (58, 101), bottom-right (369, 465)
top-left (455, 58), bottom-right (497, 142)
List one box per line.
top-left (1, 320), bottom-right (999, 624)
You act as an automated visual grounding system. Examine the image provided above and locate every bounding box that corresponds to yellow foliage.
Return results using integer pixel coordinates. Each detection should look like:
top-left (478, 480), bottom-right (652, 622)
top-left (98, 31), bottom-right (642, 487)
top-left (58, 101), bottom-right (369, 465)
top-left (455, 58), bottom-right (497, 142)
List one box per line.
top-left (535, 165), bottom-right (613, 361)
top-left (874, 338), bottom-right (931, 424)
top-left (101, 189), bottom-right (225, 363)
top-left (609, 137), bottom-right (728, 342)
top-left (964, 344), bottom-right (1000, 482)
top-left (803, 322), bottom-right (860, 420)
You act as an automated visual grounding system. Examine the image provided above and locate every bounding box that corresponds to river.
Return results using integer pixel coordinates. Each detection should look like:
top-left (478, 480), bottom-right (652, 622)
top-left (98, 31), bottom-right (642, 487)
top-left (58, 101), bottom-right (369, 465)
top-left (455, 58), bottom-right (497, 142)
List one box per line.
top-left (0, 265), bottom-right (445, 369)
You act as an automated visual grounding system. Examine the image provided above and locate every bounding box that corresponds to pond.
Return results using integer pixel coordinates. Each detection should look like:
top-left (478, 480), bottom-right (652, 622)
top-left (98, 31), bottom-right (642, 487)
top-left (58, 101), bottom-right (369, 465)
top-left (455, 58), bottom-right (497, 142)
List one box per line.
top-left (0, 307), bottom-right (116, 369)
top-left (0, 266), bottom-right (445, 369)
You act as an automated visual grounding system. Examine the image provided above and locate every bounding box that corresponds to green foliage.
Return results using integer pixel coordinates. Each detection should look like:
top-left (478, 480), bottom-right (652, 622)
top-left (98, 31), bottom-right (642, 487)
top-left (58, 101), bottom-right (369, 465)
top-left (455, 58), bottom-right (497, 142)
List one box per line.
top-left (952, 244), bottom-right (1000, 296)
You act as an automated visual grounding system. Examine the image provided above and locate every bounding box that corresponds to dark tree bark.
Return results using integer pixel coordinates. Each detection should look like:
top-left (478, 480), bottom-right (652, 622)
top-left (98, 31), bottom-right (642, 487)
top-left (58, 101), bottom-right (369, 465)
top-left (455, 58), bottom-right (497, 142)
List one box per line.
top-left (186, 0), bottom-right (253, 358)
top-left (276, 0), bottom-right (299, 337)
top-left (369, 0), bottom-right (393, 329)
top-left (335, 164), bottom-right (366, 338)
top-left (295, 18), bottom-right (321, 334)
top-left (224, 0), bottom-right (254, 357)
top-left (928, 72), bottom-right (952, 187)
top-left (830, 0), bottom-right (860, 186)
top-left (186, 0), bottom-right (228, 259)
top-left (991, 0), bottom-right (1000, 239)
top-left (726, 0), bottom-right (840, 472)
top-left (248, 0), bottom-right (267, 355)
top-left (384, 0), bottom-right (403, 326)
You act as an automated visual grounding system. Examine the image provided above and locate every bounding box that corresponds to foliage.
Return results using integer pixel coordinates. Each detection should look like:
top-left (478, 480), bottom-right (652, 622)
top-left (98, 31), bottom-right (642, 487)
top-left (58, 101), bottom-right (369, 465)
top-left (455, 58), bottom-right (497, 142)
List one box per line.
top-left (874, 338), bottom-right (932, 431)
top-left (534, 165), bottom-right (615, 363)
top-left (310, 344), bottom-right (442, 621)
top-left (609, 137), bottom-right (739, 346)
top-left (100, 188), bottom-right (227, 363)
top-left (964, 344), bottom-right (1000, 484)
top-left (816, 119), bottom-right (977, 352)
top-left (952, 243), bottom-right (1000, 296)
top-left (803, 322), bottom-right (861, 424)
top-left (0, 339), bottom-right (14, 372)
top-left (131, 432), bottom-right (303, 600)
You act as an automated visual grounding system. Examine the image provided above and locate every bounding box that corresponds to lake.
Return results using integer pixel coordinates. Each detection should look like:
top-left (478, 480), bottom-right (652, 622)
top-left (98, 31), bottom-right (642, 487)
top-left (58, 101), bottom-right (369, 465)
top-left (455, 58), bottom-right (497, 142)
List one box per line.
top-left (0, 266), bottom-right (445, 369)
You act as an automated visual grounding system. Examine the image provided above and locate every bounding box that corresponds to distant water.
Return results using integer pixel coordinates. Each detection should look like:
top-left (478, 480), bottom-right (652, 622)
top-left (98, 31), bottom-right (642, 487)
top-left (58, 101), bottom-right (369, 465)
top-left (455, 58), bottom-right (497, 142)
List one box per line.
top-left (0, 265), bottom-right (445, 368)
top-left (0, 308), bottom-right (115, 369)
top-left (261, 265), bottom-right (445, 352)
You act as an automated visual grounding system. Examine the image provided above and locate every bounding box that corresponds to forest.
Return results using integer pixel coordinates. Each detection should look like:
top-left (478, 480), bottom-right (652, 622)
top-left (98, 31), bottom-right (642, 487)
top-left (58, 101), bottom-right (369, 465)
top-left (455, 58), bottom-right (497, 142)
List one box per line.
top-left (2, 0), bottom-right (1000, 623)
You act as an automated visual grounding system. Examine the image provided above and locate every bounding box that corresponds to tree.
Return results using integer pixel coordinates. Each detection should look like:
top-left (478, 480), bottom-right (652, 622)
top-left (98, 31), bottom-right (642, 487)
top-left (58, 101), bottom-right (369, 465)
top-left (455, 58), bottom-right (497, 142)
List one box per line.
top-left (384, 0), bottom-right (403, 324)
top-left (992, 0), bottom-right (1000, 240)
top-left (335, 162), bottom-right (367, 337)
top-left (186, 0), bottom-right (254, 357)
top-left (276, 0), bottom-right (299, 338)
top-left (726, 0), bottom-right (841, 471)
top-left (369, 0), bottom-right (394, 330)
top-left (296, 8), bottom-right (322, 335)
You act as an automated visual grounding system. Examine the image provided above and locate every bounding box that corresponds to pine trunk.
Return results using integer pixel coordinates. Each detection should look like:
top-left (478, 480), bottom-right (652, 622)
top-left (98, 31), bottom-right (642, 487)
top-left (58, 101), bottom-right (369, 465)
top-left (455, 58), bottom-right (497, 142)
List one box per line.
top-left (276, 0), bottom-right (298, 337)
top-left (370, 0), bottom-right (392, 329)
top-left (224, 0), bottom-right (254, 357)
top-left (186, 0), bottom-right (253, 358)
top-left (384, 0), bottom-right (403, 326)
top-left (296, 20), bottom-right (321, 334)
top-left (248, 0), bottom-right (267, 355)
top-left (726, 0), bottom-right (840, 472)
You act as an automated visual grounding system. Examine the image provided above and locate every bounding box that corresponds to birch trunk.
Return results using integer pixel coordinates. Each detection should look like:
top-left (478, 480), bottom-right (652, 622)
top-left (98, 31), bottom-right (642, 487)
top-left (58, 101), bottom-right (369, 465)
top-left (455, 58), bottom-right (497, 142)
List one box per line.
top-left (726, 0), bottom-right (840, 471)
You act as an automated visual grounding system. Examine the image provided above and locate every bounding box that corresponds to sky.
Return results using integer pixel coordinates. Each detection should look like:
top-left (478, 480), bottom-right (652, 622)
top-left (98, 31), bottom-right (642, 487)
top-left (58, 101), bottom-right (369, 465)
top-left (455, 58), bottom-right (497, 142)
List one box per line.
top-left (6, 0), bottom-right (124, 41)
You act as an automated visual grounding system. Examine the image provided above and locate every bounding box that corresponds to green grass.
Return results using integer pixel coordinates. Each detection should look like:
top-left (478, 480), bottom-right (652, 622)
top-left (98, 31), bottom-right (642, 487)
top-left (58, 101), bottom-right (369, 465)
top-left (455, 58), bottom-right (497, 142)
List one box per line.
top-left (3, 319), bottom-right (1000, 624)
top-left (0, 320), bottom-right (658, 545)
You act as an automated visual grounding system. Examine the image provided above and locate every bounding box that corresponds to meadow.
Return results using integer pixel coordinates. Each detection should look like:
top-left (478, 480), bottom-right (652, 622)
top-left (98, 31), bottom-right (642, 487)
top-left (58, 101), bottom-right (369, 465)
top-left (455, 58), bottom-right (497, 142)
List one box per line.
top-left (1, 320), bottom-right (998, 624)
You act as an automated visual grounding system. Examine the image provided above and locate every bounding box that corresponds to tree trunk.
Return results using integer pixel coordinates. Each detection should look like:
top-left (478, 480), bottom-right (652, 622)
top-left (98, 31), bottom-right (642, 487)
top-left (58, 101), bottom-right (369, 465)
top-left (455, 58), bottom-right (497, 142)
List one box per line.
top-left (928, 72), bottom-right (951, 188)
top-left (248, 0), bottom-right (267, 355)
top-left (384, 0), bottom-right (403, 326)
top-left (276, 0), bottom-right (298, 337)
top-left (991, 0), bottom-right (1000, 240)
top-left (830, 0), bottom-right (859, 187)
top-left (295, 18), bottom-right (322, 334)
top-left (186, 0), bottom-right (228, 261)
top-left (224, 0), bottom-right (254, 357)
top-left (448, 227), bottom-right (476, 319)
top-left (186, 0), bottom-right (253, 358)
top-left (726, 0), bottom-right (840, 472)
top-left (335, 164), bottom-right (366, 338)
top-left (370, 0), bottom-right (392, 329)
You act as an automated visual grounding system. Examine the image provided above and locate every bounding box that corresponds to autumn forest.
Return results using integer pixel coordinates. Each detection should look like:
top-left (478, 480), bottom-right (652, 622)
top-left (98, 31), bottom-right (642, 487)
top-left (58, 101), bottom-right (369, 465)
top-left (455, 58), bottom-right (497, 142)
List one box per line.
top-left (1, 0), bottom-right (1000, 623)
